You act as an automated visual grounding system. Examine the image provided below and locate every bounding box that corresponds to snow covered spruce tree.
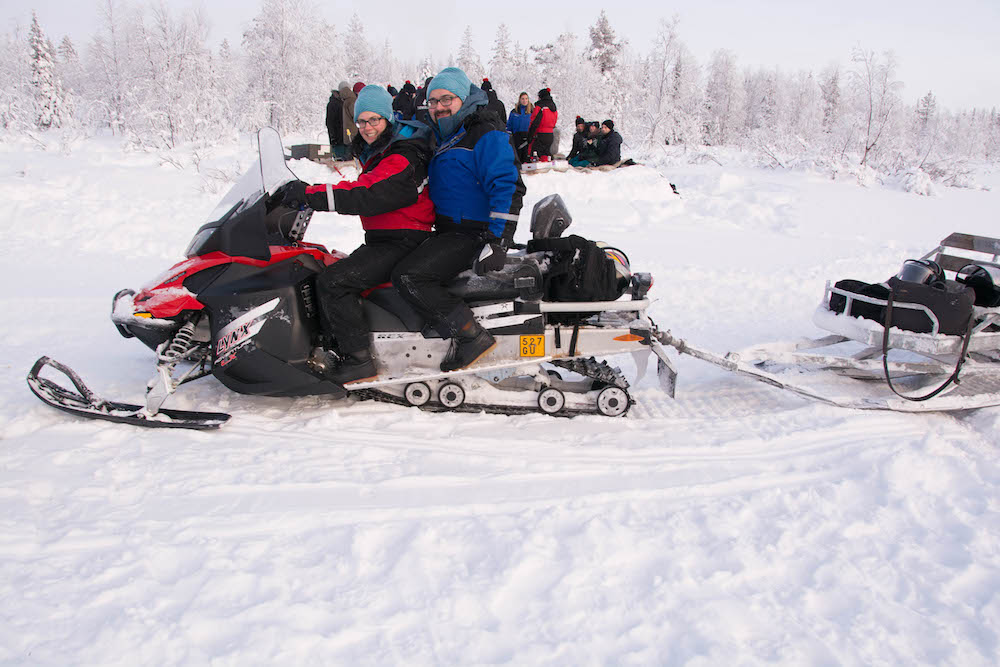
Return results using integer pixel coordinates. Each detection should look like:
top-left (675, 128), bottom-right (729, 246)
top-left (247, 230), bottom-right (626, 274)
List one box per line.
top-left (487, 24), bottom-right (515, 102)
top-left (457, 26), bottom-right (484, 82)
top-left (588, 10), bottom-right (622, 77)
top-left (343, 13), bottom-right (373, 83)
top-left (29, 12), bottom-right (67, 130)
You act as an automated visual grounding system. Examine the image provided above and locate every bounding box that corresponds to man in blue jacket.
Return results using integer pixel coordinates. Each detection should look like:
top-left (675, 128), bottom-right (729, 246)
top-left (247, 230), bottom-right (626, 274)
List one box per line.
top-left (392, 67), bottom-right (525, 372)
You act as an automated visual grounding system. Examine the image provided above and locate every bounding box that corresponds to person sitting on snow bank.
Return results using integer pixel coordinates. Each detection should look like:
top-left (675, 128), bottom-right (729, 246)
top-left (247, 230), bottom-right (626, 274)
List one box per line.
top-left (594, 119), bottom-right (623, 166)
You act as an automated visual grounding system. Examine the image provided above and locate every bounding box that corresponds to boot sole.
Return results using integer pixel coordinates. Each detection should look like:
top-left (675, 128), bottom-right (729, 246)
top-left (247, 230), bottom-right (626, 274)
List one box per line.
top-left (342, 373), bottom-right (379, 385)
top-left (448, 340), bottom-right (498, 372)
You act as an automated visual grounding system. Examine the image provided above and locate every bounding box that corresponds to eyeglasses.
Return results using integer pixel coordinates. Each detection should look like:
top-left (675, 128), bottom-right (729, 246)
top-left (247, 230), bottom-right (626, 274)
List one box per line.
top-left (356, 116), bottom-right (385, 128)
top-left (427, 94), bottom-right (458, 108)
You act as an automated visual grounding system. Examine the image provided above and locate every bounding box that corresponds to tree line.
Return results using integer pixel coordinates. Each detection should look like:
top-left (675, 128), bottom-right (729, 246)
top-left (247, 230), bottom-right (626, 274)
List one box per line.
top-left (3, 1), bottom-right (998, 186)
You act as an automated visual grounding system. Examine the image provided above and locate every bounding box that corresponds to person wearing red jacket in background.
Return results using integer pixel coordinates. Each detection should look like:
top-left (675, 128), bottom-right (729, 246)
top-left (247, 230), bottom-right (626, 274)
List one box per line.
top-left (283, 85), bottom-right (435, 384)
top-left (526, 88), bottom-right (558, 160)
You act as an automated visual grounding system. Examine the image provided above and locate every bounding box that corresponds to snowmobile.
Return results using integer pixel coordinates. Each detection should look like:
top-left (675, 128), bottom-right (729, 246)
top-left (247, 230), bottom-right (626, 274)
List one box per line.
top-left (27, 128), bottom-right (678, 429)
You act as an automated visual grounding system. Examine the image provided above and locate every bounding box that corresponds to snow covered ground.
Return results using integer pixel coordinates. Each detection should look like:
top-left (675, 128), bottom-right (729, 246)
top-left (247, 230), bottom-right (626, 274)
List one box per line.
top-left (2, 132), bottom-right (999, 665)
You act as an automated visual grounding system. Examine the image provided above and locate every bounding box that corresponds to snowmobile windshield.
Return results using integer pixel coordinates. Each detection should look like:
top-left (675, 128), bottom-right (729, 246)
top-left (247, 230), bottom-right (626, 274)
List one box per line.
top-left (184, 128), bottom-right (298, 260)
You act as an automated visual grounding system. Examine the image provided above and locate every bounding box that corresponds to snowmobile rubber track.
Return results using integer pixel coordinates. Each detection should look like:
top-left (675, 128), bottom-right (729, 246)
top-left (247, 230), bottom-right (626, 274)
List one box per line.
top-left (354, 356), bottom-right (633, 417)
top-left (27, 356), bottom-right (231, 430)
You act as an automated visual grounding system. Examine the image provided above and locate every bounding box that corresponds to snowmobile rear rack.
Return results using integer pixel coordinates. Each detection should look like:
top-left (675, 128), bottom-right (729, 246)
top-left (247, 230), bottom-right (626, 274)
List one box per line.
top-left (27, 356), bottom-right (230, 430)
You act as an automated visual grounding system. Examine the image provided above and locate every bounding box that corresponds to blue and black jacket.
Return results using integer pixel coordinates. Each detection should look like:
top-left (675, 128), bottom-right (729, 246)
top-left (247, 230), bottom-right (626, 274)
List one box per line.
top-left (506, 104), bottom-right (532, 134)
top-left (428, 86), bottom-right (525, 240)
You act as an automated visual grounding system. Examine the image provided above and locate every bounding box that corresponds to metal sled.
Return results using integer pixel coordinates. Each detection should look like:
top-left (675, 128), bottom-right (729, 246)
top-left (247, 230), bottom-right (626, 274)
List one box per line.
top-left (656, 233), bottom-right (1000, 412)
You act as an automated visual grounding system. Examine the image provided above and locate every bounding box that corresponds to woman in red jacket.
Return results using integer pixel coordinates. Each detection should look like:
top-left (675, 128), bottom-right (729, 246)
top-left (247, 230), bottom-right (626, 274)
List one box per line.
top-left (288, 85), bottom-right (435, 384)
top-left (526, 88), bottom-right (559, 160)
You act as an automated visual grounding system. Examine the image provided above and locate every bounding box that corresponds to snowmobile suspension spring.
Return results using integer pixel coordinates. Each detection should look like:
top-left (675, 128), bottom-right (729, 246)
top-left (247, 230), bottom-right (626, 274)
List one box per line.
top-left (161, 321), bottom-right (197, 363)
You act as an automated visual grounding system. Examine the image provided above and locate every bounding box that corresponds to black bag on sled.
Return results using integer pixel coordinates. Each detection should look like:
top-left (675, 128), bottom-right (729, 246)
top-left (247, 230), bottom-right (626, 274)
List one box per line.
top-left (829, 277), bottom-right (974, 336)
top-left (526, 234), bottom-right (622, 302)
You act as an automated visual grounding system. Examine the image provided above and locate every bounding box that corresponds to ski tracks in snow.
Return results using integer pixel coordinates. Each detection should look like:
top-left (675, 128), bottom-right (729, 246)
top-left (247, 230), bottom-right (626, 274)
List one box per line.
top-left (3, 385), bottom-right (999, 664)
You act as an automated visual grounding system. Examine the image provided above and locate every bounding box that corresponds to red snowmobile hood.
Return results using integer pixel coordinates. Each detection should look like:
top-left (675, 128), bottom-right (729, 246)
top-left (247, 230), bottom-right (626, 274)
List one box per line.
top-left (132, 245), bottom-right (342, 319)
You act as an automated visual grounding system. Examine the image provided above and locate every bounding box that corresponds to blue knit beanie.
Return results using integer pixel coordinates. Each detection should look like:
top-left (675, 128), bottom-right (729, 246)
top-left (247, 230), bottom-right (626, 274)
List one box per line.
top-left (428, 67), bottom-right (472, 102)
top-left (354, 85), bottom-right (396, 124)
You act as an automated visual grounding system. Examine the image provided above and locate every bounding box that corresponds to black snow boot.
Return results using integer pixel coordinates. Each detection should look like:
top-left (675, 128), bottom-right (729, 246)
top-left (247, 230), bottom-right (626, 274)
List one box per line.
top-left (311, 348), bottom-right (378, 385)
top-left (440, 321), bottom-right (496, 372)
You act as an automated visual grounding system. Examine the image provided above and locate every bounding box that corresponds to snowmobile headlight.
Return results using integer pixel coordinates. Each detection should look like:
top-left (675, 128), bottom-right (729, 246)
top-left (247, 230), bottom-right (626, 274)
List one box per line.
top-left (134, 312), bottom-right (153, 319)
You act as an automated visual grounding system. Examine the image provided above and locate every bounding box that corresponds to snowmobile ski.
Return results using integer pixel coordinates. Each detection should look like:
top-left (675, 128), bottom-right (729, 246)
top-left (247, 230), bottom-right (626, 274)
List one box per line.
top-left (27, 357), bottom-right (230, 430)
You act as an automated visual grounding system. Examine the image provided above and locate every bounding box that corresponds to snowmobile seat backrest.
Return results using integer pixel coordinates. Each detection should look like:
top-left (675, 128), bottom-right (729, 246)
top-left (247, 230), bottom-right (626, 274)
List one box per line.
top-left (530, 193), bottom-right (572, 240)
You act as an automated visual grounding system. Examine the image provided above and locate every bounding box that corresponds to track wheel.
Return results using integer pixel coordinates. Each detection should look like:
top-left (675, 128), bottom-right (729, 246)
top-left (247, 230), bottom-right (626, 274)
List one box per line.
top-left (537, 387), bottom-right (566, 415)
top-left (596, 386), bottom-right (630, 417)
top-left (438, 382), bottom-right (466, 409)
top-left (404, 382), bottom-right (432, 407)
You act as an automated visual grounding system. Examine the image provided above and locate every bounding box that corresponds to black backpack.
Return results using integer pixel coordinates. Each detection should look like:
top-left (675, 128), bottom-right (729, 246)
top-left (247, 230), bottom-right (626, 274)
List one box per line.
top-left (527, 235), bottom-right (622, 303)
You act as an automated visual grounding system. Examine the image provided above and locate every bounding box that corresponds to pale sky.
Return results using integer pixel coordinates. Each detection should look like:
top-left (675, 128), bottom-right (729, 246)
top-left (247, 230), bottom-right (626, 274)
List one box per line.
top-left (5, 0), bottom-right (998, 110)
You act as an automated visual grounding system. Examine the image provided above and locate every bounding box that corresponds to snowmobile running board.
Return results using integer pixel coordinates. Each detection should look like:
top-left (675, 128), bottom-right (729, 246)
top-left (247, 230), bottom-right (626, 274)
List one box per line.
top-left (26, 357), bottom-right (231, 430)
top-left (656, 331), bottom-right (1000, 412)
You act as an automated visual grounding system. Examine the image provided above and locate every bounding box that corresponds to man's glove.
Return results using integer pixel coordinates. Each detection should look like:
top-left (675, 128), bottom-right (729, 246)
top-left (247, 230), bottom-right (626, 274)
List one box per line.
top-left (473, 241), bottom-right (507, 275)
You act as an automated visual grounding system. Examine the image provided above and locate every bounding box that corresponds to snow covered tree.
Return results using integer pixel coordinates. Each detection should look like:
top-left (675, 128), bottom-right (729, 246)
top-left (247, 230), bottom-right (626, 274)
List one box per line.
top-left (784, 70), bottom-right (822, 141)
top-left (641, 18), bottom-right (686, 147)
top-left (87, 0), bottom-right (139, 135)
top-left (916, 91), bottom-right (936, 133)
top-left (487, 23), bottom-right (516, 99)
top-left (129, 4), bottom-right (216, 147)
top-left (29, 12), bottom-right (67, 129)
top-left (0, 25), bottom-right (33, 130)
top-left (489, 24), bottom-right (512, 72)
top-left (343, 13), bottom-right (373, 83)
top-left (371, 38), bottom-right (400, 86)
top-left (57, 36), bottom-right (76, 63)
top-left (456, 26), bottom-right (483, 82)
top-left (819, 65), bottom-right (841, 134)
top-left (702, 49), bottom-right (741, 145)
top-left (850, 47), bottom-right (902, 167)
top-left (243, 0), bottom-right (332, 133)
top-left (588, 10), bottom-right (623, 76)
top-left (210, 39), bottom-right (244, 130)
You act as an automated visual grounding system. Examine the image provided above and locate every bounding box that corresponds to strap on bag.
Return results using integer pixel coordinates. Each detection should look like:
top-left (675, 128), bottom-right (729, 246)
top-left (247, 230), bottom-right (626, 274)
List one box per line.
top-left (881, 286), bottom-right (975, 402)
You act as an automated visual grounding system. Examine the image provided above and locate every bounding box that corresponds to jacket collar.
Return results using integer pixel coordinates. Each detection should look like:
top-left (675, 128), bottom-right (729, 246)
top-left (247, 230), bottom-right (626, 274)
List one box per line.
top-left (432, 86), bottom-right (488, 141)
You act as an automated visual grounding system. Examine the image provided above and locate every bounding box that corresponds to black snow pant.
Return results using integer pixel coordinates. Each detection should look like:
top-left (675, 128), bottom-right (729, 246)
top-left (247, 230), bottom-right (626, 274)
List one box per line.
top-left (530, 132), bottom-right (554, 159)
top-left (315, 229), bottom-right (429, 354)
top-left (391, 229), bottom-right (487, 338)
top-left (512, 131), bottom-right (530, 163)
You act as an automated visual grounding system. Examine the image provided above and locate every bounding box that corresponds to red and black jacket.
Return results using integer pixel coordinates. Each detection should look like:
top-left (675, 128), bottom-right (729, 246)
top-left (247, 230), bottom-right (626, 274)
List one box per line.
top-left (305, 120), bottom-right (435, 232)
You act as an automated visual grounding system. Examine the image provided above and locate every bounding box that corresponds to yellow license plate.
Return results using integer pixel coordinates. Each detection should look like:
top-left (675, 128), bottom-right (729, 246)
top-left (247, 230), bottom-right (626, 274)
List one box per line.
top-left (519, 335), bottom-right (544, 357)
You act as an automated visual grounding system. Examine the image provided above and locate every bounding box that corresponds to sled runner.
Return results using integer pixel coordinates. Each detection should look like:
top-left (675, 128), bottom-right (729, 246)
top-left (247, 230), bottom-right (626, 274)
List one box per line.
top-left (655, 233), bottom-right (1000, 412)
top-left (28, 128), bottom-right (678, 429)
